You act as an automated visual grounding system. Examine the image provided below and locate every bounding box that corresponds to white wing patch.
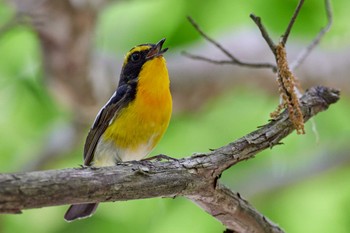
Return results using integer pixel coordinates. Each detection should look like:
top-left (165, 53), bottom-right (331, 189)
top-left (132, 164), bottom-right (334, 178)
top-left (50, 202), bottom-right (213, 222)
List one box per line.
top-left (92, 91), bottom-right (117, 128)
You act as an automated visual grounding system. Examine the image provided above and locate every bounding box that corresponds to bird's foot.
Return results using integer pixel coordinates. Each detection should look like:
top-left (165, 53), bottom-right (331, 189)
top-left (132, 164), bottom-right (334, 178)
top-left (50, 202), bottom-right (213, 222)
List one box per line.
top-left (143, 154), bottom-right (177, 162)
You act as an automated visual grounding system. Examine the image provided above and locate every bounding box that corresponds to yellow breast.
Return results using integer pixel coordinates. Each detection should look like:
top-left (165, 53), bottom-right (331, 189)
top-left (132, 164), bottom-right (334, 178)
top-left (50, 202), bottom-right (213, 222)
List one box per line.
top-left (102, 56), bottom-right (172, 161)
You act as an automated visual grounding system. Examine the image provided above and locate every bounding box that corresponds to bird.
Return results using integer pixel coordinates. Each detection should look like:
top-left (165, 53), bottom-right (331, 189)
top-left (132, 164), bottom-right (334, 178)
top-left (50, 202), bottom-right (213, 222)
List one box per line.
top-left (64, 38), bottom-right (172, 221)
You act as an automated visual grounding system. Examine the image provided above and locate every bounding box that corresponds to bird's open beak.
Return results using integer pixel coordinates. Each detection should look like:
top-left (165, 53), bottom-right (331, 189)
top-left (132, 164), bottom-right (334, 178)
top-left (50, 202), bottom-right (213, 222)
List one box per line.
top-left (146, 38), bottom-right (168, 59)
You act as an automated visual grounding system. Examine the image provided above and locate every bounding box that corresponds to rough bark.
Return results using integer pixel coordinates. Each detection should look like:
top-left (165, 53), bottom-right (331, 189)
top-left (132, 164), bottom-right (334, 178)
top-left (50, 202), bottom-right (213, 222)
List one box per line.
top-left (0, 86), bottom-right (339, 233)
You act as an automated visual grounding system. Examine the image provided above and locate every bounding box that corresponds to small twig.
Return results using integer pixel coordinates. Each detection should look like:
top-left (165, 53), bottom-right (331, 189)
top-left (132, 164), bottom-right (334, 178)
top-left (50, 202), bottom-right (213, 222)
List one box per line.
top-left (182, 51), bottom-right (276, 70)
top-left (182, 52), bottom-right (236, 65)
top-left (290, 0), bottom-right (333, 71)
top-left (185, 16), bottom-right (277, 71)
top-left (281, 0), bottom-right (305, 46)
top-left (187, 16), bottom-right (238, 62)
top-left (249, 14), bottom-right (276, 55)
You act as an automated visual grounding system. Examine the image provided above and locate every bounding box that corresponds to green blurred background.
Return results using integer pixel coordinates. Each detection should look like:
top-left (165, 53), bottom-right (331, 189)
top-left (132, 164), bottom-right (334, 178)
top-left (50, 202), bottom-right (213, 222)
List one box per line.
top-left (1, 0), bottom-right (350, 232)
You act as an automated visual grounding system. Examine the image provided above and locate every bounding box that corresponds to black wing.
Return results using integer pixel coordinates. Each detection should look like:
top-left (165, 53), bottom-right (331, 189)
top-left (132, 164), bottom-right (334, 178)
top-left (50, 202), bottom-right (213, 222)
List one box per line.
top-left (83, 83), bottom-right (134, 165)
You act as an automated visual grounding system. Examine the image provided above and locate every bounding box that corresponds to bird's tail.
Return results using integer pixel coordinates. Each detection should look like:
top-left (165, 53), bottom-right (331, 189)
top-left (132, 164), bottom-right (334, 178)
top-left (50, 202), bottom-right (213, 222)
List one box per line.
top-left (64, 203), bottom-right (99, 222)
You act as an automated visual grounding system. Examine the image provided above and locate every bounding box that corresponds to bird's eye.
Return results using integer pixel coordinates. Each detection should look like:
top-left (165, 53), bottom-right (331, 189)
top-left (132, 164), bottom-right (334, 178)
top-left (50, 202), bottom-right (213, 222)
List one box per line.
top-left (130, 52), bottom-right (141, 62)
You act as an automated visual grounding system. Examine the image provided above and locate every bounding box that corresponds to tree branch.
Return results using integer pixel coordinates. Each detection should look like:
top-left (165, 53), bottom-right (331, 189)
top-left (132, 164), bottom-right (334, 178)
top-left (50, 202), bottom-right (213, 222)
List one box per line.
top-left (0, 86), bottom-right (339, 232)
top-left (189, 184), bottom-right (284, 233)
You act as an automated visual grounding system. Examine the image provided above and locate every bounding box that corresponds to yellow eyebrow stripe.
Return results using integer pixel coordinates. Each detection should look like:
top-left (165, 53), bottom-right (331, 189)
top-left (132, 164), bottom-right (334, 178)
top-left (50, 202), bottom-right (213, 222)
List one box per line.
top-left (124, 45), bottom-right (151, 65)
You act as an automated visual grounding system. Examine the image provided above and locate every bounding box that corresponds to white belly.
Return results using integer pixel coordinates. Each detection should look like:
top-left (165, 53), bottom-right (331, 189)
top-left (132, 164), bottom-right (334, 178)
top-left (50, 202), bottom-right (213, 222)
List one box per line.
top-left (92, 135), bottom-right (156, 167)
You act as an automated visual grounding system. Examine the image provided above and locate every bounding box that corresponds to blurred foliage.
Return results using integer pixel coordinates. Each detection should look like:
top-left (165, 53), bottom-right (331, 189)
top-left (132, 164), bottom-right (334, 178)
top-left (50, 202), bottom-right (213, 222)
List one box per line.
top-left (96, 0), bottom-right (350, 52)
top-left (0, 0), bottom-right (350, 233)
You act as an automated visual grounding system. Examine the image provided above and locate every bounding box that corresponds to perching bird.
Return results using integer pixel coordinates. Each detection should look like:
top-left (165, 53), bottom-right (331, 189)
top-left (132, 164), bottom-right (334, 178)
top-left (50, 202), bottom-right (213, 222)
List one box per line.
top-left (64, 38), bottom-right (172, 221)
